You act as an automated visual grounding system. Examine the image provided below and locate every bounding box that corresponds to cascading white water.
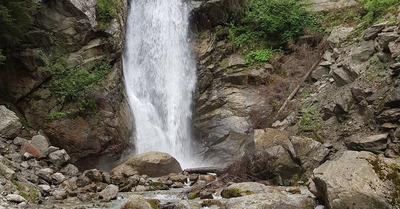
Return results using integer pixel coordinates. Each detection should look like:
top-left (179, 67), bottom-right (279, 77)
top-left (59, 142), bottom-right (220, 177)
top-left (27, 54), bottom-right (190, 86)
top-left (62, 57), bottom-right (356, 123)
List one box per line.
top-left (122, 0), bottom-right (197, 168)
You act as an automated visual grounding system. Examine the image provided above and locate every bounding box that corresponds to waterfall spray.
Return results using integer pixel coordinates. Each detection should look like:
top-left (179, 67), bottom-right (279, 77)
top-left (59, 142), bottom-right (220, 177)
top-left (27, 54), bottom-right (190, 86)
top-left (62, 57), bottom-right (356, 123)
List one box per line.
top-left (122, 0), bottom-right (197, 168)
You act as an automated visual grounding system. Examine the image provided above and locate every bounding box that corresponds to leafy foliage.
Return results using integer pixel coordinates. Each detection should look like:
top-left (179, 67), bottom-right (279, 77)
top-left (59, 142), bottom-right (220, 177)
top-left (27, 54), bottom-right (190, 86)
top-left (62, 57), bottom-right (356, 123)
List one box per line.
top-left (360, 0), bottom-right (400, 27)
top-left (245, 49), bottom-right (278, 65)
top-left (96, 0), bottom-right (118, 30)
top-left (230, 0), bottom-right (320, 49)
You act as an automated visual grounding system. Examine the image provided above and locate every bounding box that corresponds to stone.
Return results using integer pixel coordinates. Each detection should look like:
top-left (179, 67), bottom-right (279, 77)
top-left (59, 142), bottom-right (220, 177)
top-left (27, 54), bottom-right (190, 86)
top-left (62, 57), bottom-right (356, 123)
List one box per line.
top-left (309, 0), bottom-right (359, 12)
top-left (13, 137), bottom-right (27, 146)
top-left (171, 182), bottom-right (185, 188)
top-left (327, 26), bottom-right (354, 48)
top-left (112, 152), bottom-right (182, 177)
top-left (350, 40), bottom-right (375, 63)
top-left (377, 108), bottom-right (400, 122)
top-left (254, 128), bottom-right (295, 156)
top-left (345, 134), bottom-right (388, 153)
top-left (135, 185), bottom-right (148, 192)
top-left (120, 195), bottom-right (152, 209)
top-left (30, 135), bottom-right (49, 156)
top-left (48, 149), bottom-right (70, 166)
top-left (99, 184), bottom-right (119, 202)
top-left (376, 32), bottom-right (399, 51)
top-left (199, 189), bottom-right (214, 199)
top-left (0, 106), bottom-right (22, 139)
top-left (76, 174), bottom-right (91, 188)
top-left (223, 192), bottom-right (316, 209)
top-left (227, 54), bottom-right (246, 68)
top-left (36, 168), bottom-right (54, 183)
top-left (389, 39), bottom-right (400, 59)
top-left (38, 184), bottom-right (51, 193)
top-left (20, 142), bottom-right (41, 158)
top-left (51, 172), bottom-right (66, 185)
top-left (169, 173), bottom-right (187, 183)
top-left (312, 151), bottom-right (392, 209)
top-left (331, 65), bottom-right (355, 87)
top-left (226, 182), bottom-right (270, 194)
top-left (60, 164), bottom-right (79, 176)
top-left (363, 22), bottom-right (387, 40)
top-left (83, 169), bottom-right (103, 182)
top-left (202, 199), bottom-right (222, 207)
top-left (265, 145), bottom-right (303, 185)
top-left (52, 189), bottom-right (67, 200)
top-left (311, 66), bottom-right (329, 81)
top-left (5, 194), bottom-right (26, 203)
top-left (291, 136), bottom-right (329, 175)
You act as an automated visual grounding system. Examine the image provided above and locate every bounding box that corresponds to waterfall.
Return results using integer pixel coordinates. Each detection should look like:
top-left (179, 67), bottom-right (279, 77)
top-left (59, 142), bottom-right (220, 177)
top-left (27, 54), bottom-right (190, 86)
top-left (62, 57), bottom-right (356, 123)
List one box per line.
top-left (122, 0), bottom-right (197, 168)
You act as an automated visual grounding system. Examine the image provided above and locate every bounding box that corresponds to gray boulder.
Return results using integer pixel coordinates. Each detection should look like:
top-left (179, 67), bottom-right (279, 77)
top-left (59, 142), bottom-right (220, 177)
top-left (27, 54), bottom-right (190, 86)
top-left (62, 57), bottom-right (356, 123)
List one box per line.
top-left (223, 192), bottom-right (316, 209)
top-left (345, 134), bottom-right (388, 153)
top-left (112, 151), bottom-right (182, 177)
top-left (0, 106), bottom-right (22, 139)
top-left (121, 195), bottom-right (152, 209)
top-left (99, 184), bottom-right (119, 202)
top-left (5, 194), bottom-right (26, 203)
top-left (312, 151), bottom-right (392, 209)
top-left (327, 26), bottom-right (354, 48)
top-left (31, 135), bottom-right (50, 156)
top-left (48, 149), bottom-right (70, 167)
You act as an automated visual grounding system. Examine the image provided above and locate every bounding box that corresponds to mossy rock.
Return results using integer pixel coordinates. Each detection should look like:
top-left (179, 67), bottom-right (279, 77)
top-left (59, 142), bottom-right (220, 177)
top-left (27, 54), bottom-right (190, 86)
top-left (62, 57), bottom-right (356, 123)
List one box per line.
top-left (188, 193), bottom-right (198, 200)
top-left (221, 188), bottom-right (242, 198)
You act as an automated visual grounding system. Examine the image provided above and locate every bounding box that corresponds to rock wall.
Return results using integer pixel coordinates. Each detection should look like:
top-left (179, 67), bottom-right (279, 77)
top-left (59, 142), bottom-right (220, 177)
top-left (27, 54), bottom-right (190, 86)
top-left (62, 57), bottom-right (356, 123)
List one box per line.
top-left (0, 0), bottom-right (132, 169)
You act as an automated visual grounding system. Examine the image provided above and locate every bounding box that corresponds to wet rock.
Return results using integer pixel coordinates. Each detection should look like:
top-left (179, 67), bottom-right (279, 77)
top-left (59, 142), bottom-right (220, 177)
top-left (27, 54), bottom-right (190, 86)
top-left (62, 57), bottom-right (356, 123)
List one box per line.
top-left (223, 192), bottom-right (316, 209)
top-left (0, 106), bottom-right (22, 139)
top-left (168, 173), bottom-right (187, 183)
top-left (30, 135), bottom-right (49, 156)
top-left (48, 149), bottom-right (70, 167)
top-left (312, 151), bottom-right (392, 209)
top-left (99, 184), bottom-right (118, 202)
top-left (60, 164), bottom-right (79, 177)
top-left (291, 136), bottom-right (329, 175)
top-left (112, 151), bottom-right (182, 177)
top-left (171, 182), bottom-right (185, 188)
top-left (199, 189), bottom-right (215, 199)
top-left (83, 169), bottom-right (103, 183)
top-left (51, 172), bottom-right (66, 185)
top-left (5, 194), bottom-right (26, 203)
top-left (345, 134), bottom-right (388, 153)
top-left (121, 195), bottom-right (152, 209)
top-left (135, 185), bottom-right (148, 192)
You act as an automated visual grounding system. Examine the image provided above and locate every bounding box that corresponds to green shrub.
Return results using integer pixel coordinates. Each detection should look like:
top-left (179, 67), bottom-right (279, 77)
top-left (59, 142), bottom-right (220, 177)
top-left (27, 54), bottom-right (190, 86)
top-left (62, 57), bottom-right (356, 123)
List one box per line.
top-left (360, 0), bottom-right (400, 27)
top-left (230, 0), bottom-right (320, 49)
top-left (96, 0), bottom-right (118, 30)
top-left (245, 49), bottom-right (277, 65)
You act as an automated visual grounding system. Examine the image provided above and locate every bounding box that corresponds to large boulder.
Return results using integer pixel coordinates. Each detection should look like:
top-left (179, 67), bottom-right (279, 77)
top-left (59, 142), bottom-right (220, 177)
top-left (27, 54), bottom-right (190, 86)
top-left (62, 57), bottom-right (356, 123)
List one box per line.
top-left (223, 192), bottom-right (316, 209)
top-left (311, 151), bottom-right (393, 209)
top-left (112, 152), bottom-right (182, 177)
top-left (121, 195), bottom-right (152, 209)
top-left (291, 136), bottom-right (329, 175)
top-left (344, 134), bottom-right (388, 153)
top-left (0, 106), bottom-right (22, 139)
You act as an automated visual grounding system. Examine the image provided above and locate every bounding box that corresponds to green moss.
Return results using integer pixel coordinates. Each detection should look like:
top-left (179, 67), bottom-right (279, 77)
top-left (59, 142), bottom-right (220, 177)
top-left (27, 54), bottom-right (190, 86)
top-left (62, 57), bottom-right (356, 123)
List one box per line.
top-left (228, 188), bottom-right (242, 198)
top-left (96, 0), bottom-right (118, 30)
top-left (245, 190), bottom-right (254, 195)
top-left (387, 164), bottom-right (400, 205)
top-left (219, 58), bottom-right (229, 69)
top-left (188, 193), bottom-right (198, 200)
top-left (147, 200), bottom-right (160, 209)
top-left (11, 179), bottom-right (38, 203)
top-left (369, 156), bottom-right (385, 180)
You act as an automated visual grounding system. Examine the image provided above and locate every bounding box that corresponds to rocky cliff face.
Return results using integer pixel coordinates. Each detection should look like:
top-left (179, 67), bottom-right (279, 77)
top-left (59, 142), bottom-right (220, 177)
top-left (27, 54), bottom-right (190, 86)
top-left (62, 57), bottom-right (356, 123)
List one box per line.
top-left (0, 0), bottom-right (132, 169)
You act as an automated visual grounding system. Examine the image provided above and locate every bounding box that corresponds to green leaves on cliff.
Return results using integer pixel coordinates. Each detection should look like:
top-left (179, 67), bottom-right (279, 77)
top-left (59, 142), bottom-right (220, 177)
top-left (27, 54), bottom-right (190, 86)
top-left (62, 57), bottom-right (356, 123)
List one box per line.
top-left (96, 0), bottom-right (118, 30)
top-left (230, 0), bottom-right (320, 49)
top-left (360, 0), bottom-right (400, 27)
